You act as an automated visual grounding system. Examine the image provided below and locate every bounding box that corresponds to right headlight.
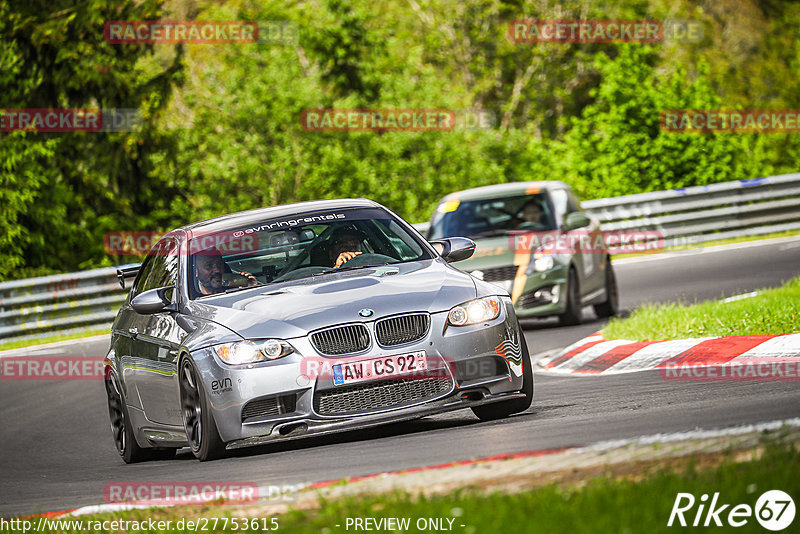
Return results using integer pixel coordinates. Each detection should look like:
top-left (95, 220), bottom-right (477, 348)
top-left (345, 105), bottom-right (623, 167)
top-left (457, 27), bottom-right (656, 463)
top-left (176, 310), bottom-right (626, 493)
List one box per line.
top-left (447, 296), bottom-right (503, 326)
top-left (213, 339), bottom-right (294, 365)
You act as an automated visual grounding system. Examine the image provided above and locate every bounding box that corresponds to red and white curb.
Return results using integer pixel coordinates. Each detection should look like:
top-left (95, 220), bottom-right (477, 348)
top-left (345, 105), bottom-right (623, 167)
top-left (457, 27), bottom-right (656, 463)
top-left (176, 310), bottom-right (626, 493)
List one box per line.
top-left (538, 332), bottom-right (800, 375)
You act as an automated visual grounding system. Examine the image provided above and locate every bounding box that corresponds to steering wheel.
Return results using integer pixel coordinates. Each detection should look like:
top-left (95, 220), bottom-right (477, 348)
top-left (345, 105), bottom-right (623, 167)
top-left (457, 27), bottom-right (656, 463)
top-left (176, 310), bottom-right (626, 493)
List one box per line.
top-left (336, 252), bottom-right (396, 267)
top-left (516, 221), bottom-right (545, 231)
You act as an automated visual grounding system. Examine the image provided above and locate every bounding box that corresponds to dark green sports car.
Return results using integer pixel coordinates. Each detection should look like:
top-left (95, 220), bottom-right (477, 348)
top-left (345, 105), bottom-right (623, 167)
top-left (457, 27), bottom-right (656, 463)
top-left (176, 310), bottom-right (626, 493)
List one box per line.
top-left (428, 181), bottom-right (618, 325)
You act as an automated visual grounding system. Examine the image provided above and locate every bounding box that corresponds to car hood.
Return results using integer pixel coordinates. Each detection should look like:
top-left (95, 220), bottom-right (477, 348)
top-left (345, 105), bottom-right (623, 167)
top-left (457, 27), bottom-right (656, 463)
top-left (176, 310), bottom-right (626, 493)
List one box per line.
top-left (183, 259), bottom-right (476, 339)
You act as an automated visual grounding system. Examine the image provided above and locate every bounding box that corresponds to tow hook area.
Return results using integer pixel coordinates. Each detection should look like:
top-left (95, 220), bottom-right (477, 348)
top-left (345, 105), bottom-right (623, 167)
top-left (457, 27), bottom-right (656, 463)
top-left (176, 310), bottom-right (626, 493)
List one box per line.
top-left (459, 389), bottom-right (487, 402)
top-left (276, 422), bottom-right (309, 436)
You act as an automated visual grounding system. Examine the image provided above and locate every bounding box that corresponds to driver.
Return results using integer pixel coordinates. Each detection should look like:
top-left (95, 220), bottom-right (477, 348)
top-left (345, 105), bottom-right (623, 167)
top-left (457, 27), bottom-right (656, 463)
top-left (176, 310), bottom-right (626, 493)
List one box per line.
top-left (328, 229), bottom-right (366, 268)
top-left (514, 199), bottom-right (544, 228)
top-left (195, 248), bottom-right (258, 295)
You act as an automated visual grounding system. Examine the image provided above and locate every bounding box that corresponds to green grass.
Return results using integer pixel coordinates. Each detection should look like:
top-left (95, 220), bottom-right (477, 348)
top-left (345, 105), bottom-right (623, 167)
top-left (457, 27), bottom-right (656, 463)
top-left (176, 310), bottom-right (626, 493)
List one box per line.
top-left (603, 276), bottom-right (800, 341)
top-left (8, 441), bottom-right (798, 533)
top-left (0, 329), bottom-right (109, 352)
top-left (611, 228), bottom-right (800, 260)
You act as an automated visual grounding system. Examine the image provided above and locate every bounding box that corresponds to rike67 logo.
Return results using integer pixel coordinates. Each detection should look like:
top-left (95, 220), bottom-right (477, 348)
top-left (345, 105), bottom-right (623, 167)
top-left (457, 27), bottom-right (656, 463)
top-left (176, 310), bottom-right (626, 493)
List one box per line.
top-left (668, 490), bottom-right (795, 531)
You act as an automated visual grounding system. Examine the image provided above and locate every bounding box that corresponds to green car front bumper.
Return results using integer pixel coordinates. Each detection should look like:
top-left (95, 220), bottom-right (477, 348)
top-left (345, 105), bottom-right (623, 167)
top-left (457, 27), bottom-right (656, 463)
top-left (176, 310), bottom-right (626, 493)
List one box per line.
top-left (509, 263), bottom-right (569, 318)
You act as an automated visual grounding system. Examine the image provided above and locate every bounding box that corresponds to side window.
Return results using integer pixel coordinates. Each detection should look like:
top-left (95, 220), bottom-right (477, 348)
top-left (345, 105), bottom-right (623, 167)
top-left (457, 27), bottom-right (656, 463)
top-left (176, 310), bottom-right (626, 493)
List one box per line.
top-left (566, 189), bottom-right (583, 213)
top-left (549, 189), bottom-right (570, 223)
top-left (131, 256), bottom-right (156, 297)
top-left (141, 239), bottom-right (179, 297)
top-left (375, 219), bottom-right (424, 260)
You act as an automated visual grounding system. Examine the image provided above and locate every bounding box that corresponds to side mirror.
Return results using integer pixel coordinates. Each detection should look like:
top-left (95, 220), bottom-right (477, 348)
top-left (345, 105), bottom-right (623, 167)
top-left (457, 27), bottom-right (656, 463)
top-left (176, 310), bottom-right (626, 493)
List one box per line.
top-left (429, 237), bottom-right (476, 263)
top-left (564, 212), bottom-right (591, 230)
top-left (131, 287), bottom-right (175, 315)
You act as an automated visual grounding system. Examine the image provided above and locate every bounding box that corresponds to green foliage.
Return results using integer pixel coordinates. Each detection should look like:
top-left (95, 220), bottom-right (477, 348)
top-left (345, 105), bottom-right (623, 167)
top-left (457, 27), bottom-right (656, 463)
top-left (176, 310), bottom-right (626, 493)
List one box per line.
top-left (603, 275), bottom-right (800, 340)
top-left (0, 0), bottom-right (183, 279)
top-left (2, 0), bottom-right (800, 279)
top-left (538, 45), bottom-right (761, 199)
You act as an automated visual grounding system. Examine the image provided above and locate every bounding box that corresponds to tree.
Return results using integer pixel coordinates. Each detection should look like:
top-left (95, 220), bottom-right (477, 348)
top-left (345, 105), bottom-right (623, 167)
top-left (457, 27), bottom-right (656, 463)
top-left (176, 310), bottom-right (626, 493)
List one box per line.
top-left (0, 0), bottom-right (183, 279)
top-left (543, 45), bottom-right (761, 200)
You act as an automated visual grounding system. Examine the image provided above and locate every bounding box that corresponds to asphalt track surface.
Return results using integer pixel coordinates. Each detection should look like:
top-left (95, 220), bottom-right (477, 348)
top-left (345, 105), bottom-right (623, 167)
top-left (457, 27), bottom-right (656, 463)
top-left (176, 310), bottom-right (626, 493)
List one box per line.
top-left (1, 238), bottom-right (799, 516)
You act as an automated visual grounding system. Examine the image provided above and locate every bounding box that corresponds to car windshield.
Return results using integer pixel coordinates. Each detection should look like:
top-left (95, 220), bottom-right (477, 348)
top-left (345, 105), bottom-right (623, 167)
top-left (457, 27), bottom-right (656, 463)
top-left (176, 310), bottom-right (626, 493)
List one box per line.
top-left (188, 208), bottom-right (431, 299)
top-left (428, 193), bottom-right (556, 240)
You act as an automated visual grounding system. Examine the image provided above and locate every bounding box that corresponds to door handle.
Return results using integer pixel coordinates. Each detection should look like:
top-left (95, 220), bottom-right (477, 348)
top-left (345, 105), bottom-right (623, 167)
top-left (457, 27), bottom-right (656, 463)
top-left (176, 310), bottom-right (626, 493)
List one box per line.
top-left (128, 327), bottom-right (138, 338)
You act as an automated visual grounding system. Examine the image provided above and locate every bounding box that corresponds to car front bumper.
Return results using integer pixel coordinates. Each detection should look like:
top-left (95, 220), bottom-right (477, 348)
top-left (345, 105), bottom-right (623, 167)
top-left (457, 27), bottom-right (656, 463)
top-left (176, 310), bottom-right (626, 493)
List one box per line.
top-left (191, 298), bottom-right (528, 448)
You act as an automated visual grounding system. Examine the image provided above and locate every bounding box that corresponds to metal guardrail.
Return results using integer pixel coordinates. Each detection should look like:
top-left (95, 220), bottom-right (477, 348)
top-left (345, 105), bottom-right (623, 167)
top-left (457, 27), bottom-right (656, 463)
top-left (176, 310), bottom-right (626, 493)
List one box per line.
top-left (581, 173), bottom-right (800, 246)
top-left (2, 173), bottom-right (800, 344)
top-left (0, 267), bottom-right (129, 344)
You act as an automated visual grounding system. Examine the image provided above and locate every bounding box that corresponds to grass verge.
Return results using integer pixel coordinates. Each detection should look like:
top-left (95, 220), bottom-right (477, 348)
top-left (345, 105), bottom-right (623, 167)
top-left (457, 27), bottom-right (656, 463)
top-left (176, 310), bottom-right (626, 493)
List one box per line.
top-left (603, 276), bottom-right (800, 341)
top-left (0, 329), bottom-right (109, 352)
top-left (9, 438), bottom-right (799, 533)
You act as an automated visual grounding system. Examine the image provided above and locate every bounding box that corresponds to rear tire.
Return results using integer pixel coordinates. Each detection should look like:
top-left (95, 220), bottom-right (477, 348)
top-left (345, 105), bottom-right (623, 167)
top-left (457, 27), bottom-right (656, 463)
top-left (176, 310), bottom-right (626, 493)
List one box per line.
top-left (471, 329), bottom-right (534, 421)
top-left (558, 268), bottom-right (583, 326)
top-left (105, 375), bottom-right (176, 463)
top-left (180, 358), bottom-right (226, 462)
top-left (593, 259), bottom-right (618, 318)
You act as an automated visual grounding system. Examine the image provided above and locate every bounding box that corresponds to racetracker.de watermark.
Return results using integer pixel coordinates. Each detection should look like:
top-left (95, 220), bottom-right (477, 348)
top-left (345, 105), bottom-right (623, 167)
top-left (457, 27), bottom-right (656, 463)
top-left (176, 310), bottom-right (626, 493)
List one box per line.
top-left (1, 356), bottom-right (106, 380)
top-left (508, 230), bottom-right (665, 255)
top-left (509, 19), bottom-right (702, 43)
top-left (660, 359), bottom-right (800, 381)
top-left (300, 108), bottom-right (497, 132)
top-left (661, 110), bottom-right (800, 133)
top-left (1, 109), bottom-right (141, 133)
top-left (510, 19), bottom-right (661, 43)
top-left (104, 20), bottom-right (297, 44)
top-left (103, 481), bottom-right (300, 506)
top-left (104, 231), bottom-right (262, 256)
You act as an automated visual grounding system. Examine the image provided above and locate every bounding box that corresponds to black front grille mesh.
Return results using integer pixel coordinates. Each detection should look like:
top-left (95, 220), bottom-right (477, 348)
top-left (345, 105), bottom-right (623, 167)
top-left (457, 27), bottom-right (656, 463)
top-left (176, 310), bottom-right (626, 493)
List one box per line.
top-left (311, 324), bottom-right (370, 355)
top-left (519, 290), bottom-right (550, 309)
top-left (241, 394), bottom-right (297, 422)
top-left (241, 397), bottom-right (279, 420)
top-left (375, 313), bottom-right (430, 346)
top-left (315, 376), bottom-right (453, 416)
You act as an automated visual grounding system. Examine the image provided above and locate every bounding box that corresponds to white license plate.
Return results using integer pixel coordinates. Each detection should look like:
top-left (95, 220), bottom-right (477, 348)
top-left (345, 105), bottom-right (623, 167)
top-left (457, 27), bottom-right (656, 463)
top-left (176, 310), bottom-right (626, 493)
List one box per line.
top-left (332, 351), bottom-right (427, 386)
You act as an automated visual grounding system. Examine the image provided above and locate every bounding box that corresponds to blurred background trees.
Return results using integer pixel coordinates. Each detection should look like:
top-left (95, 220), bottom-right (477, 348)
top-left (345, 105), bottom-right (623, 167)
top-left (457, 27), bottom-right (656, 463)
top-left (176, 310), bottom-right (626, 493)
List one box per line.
top-left (2, 0), bottom-right (799, 279)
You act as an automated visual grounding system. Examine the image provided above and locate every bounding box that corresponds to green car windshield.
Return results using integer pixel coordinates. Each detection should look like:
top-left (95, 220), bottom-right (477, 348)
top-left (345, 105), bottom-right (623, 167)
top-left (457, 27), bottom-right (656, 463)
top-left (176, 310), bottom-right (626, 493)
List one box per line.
top-left (429, 193), bottom-right (556, 240)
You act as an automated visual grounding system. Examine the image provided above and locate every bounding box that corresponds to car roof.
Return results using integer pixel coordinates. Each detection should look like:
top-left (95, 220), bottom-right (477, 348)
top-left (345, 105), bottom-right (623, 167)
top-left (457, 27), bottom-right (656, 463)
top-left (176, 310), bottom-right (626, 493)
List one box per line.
top-left (438, 181), bottom-right (571, 202)
top-left (179, 198), bottom-right (382, 235)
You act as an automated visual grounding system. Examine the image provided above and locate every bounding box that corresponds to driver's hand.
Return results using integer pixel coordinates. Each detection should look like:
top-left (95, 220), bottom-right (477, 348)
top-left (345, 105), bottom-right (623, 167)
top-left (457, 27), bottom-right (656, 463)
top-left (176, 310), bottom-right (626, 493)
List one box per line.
top-left (334, 251), bottom-right (362, 268)
top-left (237, 271), bottom-right (258, 286)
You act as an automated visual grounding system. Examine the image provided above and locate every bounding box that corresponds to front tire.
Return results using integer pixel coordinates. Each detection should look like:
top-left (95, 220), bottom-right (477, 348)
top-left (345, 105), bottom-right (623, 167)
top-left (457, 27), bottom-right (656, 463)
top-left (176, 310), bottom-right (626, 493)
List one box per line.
top-left (471, 329), bottom-right (534, 421)
top-left (558, 268), bottom-right (583, 326)
top-left (593, 259), bottom-right (618, 318)
top-left (180, 358), bottom-right (226, 461)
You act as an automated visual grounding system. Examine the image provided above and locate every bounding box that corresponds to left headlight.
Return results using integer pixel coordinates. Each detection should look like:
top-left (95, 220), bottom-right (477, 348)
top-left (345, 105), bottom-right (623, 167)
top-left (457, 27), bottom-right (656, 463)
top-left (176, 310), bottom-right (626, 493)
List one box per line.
top-left (448, 296), bottom-right (503, 326)
top-left (526, 244), bottom-right (556, 274)
top-left (213, 339), bottom-right (294, 365)
top-left (532, 253), bottom-right (555, 272)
